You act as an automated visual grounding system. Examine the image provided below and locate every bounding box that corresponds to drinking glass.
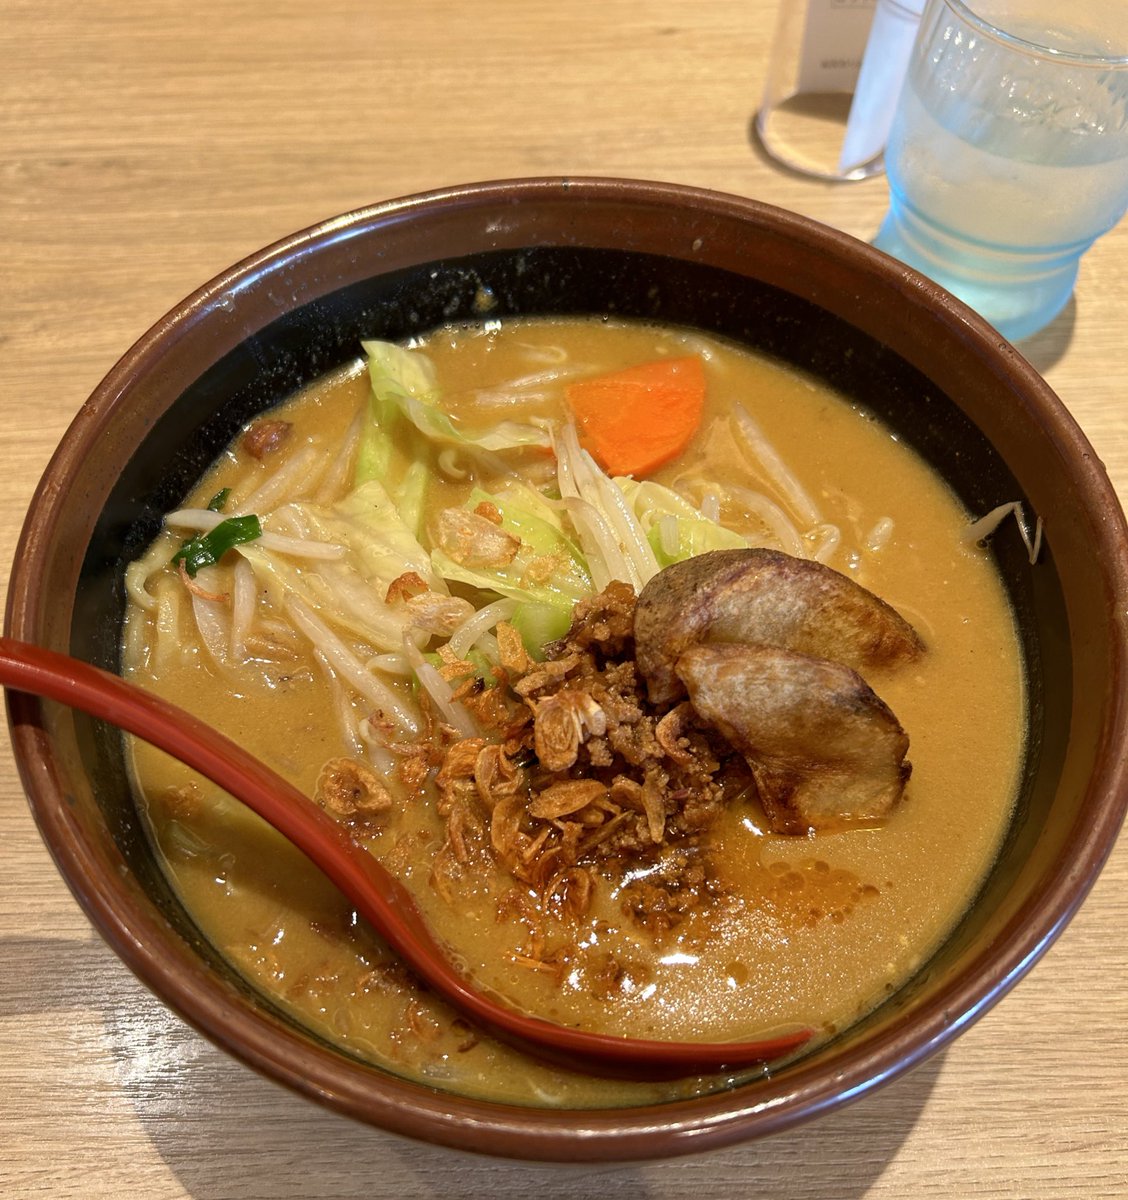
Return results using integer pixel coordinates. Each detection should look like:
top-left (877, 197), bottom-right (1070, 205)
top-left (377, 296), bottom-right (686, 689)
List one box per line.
top-left (756, 0), bottom-right (924, 182)
top-left (872, 0), bottom-right (1128, 341)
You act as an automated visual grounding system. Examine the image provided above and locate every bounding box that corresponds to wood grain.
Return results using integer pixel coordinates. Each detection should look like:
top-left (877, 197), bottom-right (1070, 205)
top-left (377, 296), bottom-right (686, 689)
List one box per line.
top-left (2, 1), bottom-right (1127, 1195)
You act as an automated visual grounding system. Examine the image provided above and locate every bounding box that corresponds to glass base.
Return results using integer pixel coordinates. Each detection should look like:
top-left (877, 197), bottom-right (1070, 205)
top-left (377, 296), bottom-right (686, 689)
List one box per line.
top-left (754, 94), bottom-right (885, 184)
top-left (872, 209), bottom-right (1079, 343)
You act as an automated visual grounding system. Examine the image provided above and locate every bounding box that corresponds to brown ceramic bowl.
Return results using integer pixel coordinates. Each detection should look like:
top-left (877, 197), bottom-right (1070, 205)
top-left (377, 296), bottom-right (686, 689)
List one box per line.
top-left (7, 177), bottom-right (1128, 1161)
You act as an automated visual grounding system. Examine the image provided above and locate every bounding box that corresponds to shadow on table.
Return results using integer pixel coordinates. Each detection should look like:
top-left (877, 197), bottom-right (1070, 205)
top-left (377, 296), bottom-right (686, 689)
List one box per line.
top-left (2, 933), bottom-right (943, 1200)
top-left (1015, 298), bottom-right (1075, 375)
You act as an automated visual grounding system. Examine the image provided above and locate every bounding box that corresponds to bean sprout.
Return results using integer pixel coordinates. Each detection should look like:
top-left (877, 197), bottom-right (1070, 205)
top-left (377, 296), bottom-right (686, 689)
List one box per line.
top-left (312, 649), bottom-right (367, 759)
top-left (401, 636), bottom-right (479, 738)
top-left (808, 523), bottom-right (842, 565)
top-left (863, 517), bottom-right (896, 554)
top-left (314, 409), bottom-right (364, 505)
top-left (229, 556), bottom-right (256, 662)
top-left (731, 401), bottom-right (821, 528)
top-left (165, 509), bottom-right (347, 560)
top-left (236, 444), bottom-right (325, 514)
top-left (286, 596), bottom-right (420, 735)
top-left (723, 485), bottom-right (805, 557)
top-left (447, 597), bottom-right (519, 660)
top-left (964, 502), bottom-right (1043, 564)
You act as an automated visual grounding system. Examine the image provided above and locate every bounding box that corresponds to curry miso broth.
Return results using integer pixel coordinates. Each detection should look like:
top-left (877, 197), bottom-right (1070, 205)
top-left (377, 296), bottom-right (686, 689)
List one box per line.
top-left (122, 317), bottom-right (1025, 1106)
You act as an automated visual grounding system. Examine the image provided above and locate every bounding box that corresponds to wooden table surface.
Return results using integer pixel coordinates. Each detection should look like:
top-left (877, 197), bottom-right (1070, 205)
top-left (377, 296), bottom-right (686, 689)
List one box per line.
top-left (3, 2), bottom-right (1127, 1196)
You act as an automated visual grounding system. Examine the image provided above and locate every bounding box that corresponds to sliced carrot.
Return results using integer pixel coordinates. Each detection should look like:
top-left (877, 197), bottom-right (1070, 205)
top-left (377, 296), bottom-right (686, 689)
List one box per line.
top-left (564, 356), bottom-right (706, 477)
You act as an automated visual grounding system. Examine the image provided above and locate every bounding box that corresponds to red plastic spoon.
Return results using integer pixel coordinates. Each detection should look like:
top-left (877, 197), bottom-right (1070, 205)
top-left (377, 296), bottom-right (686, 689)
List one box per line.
top-left (0, 636), bottom-right (812, 1079)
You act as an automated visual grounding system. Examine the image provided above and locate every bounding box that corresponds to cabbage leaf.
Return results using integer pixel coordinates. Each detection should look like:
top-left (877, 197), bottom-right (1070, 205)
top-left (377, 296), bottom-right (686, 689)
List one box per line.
top-left (238, 479), bottom-right (441, 651)
top-left (615, 478), bottom-right (747, 567)
top-left (431, 483), bottom-right (592, 608)
top-left (360, 340), bottom-right (552, 459)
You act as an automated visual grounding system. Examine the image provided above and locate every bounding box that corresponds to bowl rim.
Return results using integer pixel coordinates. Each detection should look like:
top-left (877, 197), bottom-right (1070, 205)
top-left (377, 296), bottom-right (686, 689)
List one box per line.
top-left (7, 175), bottom-right (1128, 1161)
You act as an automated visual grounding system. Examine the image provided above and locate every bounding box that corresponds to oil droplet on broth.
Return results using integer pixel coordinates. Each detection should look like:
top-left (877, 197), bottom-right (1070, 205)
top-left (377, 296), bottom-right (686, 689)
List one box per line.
top-left (725, 960), bottom-right (750, 988)
top-left (739, 854), bottom-right (883, 931)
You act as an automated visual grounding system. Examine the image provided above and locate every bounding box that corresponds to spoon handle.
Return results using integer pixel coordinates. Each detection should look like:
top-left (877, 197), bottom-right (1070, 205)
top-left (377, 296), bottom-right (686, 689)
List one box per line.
top-left (1, 636), bottom-right (811, 1077)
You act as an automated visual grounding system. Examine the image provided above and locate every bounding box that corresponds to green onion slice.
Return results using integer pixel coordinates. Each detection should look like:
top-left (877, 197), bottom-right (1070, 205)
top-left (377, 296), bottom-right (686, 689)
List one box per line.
top-left (172, 515), bottom-right (262, 578)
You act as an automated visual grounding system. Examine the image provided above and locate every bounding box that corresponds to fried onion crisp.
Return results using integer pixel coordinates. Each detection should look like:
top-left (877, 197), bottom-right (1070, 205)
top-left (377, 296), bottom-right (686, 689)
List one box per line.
top-left (316, 757), bottom-right (394, 822)
top-left (437, 507), bottom-right (521, 568)
top-left (495, 621), bottom-right (532, 678)
top-left (527, 778), bottom-right (608, 819)
top-left (384, 570), bottom-right (430, 605)
top-left (532, 689), bottom-right (606, 772)
top-left (241, 418), bottom-right (292, 460)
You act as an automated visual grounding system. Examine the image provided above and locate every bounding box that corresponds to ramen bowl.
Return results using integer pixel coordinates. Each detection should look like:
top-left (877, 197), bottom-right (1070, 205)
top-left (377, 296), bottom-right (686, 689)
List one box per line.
top-left (7, 177), bottom-right (1128, 1160)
